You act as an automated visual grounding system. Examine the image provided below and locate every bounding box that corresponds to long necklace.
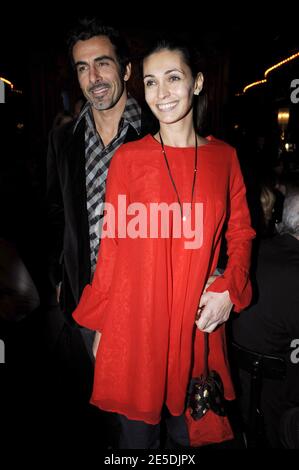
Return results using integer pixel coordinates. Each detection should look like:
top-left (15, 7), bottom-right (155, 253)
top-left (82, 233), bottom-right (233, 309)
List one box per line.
top-left (159, 131), bottom-right (198, 221)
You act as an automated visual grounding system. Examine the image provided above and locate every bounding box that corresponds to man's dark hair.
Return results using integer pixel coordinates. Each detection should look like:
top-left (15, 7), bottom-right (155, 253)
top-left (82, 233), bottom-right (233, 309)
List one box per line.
top-left (67, 17), bottom-right (130, 77)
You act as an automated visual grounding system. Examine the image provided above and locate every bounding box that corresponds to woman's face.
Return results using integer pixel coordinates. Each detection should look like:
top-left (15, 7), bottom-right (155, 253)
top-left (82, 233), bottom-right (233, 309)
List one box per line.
top-left (143, 48), bottom-right (202, 125)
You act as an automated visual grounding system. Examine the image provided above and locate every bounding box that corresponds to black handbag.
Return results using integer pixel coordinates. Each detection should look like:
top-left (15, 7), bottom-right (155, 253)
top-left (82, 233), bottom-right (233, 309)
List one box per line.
top-left (187, 333), bottom-right (226, 420)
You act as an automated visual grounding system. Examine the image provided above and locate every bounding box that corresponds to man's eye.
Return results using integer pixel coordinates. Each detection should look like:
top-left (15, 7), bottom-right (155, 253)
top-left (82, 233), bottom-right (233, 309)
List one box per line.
top-left (78, 65), bottom-right (87, 73)
top-left (169, 75), bottom-right (180, 82)
top-left (97, 62), bottom-right (109, 67)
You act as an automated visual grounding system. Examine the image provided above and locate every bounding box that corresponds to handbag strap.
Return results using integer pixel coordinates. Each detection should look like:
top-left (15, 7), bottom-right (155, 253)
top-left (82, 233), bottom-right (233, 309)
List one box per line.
top-left (203, 332), bottom-right (209, 379)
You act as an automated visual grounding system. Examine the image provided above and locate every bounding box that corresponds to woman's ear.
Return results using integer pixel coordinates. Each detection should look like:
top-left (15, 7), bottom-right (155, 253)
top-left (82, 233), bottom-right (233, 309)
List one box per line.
top-left (194, 72), bottom-right (204, 95)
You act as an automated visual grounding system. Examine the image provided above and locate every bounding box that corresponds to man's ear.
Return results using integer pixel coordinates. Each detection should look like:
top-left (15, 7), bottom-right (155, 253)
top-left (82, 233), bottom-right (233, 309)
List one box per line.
top-left (194, 72), bottom-right (204, 95)
top-left (124, 62), bottom-right (132, 82)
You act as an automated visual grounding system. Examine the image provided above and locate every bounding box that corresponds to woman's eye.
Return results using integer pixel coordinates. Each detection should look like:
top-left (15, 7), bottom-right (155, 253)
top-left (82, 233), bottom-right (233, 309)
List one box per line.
top-left (145, 80), bottom-right (155, 87)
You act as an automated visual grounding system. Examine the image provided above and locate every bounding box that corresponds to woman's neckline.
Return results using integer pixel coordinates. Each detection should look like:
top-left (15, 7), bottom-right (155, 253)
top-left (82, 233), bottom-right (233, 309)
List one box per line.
top-left (149, 133), bottom-right (212, 150)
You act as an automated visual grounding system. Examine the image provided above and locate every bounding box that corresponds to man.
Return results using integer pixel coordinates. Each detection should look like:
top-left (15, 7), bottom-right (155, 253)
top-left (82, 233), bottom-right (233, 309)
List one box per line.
top-left (231, 190), bottom-right (299, 447)
top-left (46, 20), bottom-right (154, 443)
top-left (47, 18), bottom-right (155, 328)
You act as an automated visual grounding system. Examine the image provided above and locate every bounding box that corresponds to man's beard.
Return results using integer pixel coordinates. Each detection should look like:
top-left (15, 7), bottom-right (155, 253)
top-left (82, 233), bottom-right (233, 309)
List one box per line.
top-left (88, 82), bottom-right (124, 111)
top-left (87, 82), bottom-right (111, 110)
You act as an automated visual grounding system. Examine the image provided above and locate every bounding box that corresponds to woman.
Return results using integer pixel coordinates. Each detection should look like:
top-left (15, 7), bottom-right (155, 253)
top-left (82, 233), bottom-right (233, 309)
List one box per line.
top-left (73, 38), bottom-right (255, 448)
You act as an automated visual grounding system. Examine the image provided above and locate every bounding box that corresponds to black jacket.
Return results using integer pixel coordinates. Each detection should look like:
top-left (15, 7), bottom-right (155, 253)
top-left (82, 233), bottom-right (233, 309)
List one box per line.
top-left (232, 234), bottom-right (299, 446)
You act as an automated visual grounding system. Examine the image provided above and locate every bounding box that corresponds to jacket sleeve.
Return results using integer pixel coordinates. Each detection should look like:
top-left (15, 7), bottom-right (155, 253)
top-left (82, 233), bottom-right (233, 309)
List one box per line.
top-left (46, 129), bottom-right (65, 288)
top-left (207, 149), bottom-right (255, 312)
top-left (72, 149), bottom-right (128, 331)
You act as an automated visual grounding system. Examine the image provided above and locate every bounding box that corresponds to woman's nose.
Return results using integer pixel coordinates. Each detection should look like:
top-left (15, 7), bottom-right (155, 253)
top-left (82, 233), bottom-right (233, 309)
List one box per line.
top-left (157, 82), bottom-right (170, 100)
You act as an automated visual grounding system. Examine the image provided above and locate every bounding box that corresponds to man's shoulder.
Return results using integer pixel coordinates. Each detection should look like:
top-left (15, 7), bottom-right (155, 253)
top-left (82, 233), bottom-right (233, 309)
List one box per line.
top-left (50, 119), bottom-right (83, 146)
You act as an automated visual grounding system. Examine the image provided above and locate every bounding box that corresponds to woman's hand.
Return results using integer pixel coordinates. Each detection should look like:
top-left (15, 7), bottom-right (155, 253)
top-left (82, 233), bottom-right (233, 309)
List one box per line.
top-left (92, 331), bottom-right (102, 358)
top-left (195, 290), bottom-right (233, 333)
top-left (203, 275), bottom-right (218, 293)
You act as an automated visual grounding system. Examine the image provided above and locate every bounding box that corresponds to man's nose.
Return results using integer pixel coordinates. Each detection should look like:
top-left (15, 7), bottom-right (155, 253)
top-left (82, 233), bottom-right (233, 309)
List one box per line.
top-left (89, 64), bottom-right (102, 84)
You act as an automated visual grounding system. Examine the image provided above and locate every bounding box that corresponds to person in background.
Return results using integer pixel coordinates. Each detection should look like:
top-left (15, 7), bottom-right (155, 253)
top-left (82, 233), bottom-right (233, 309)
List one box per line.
top-left (259, 183), bottom-right (276, 238)
top-left (73, 96), bottom-right (85, 118)
top-left (52, 110), bottom-right (73, 130)
top-left (232, 190), bottom-right (299, 447)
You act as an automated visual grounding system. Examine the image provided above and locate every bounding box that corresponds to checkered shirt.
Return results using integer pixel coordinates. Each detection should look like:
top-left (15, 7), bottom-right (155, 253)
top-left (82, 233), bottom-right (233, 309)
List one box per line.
top-left (74, 95), bottom-right (141, 278)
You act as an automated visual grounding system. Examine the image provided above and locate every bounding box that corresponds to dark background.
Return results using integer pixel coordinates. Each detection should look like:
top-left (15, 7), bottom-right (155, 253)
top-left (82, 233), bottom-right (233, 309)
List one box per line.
top-left (1, 8), bottom-right (299, 141)
top-left (1, 7), bottom-right (299, 255)
top-left (1, 5), bottom-right (299, 455)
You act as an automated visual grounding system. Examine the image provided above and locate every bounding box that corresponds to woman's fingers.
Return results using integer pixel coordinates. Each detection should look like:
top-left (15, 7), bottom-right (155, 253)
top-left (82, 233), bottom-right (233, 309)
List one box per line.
top-left (195, 290), bottom-right (233, 332)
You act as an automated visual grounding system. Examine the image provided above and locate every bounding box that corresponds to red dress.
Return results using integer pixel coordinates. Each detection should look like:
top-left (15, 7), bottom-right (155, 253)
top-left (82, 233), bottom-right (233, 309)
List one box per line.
top-left (73, 134), bottom-right (255, 425)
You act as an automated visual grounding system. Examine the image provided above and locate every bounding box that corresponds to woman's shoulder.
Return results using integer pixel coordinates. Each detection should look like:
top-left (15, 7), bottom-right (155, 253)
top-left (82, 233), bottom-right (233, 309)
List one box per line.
top-left (205, 135), bottom-right (235, 152)
top-left (204, 136), bottom-right (238, 163)
top-left (111, 134), bottom-right (157, 167)
top-left (117, 134), bottom-right (154, 153)
top-left (108, 135), bottom-right (156, 178)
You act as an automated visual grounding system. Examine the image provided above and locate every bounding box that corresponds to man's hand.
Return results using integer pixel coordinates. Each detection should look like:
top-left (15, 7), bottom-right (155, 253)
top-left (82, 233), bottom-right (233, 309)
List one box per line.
top-left (195, 290), bottom-right (233, 333)
top-left (92, 331), bottom-right (102, 358)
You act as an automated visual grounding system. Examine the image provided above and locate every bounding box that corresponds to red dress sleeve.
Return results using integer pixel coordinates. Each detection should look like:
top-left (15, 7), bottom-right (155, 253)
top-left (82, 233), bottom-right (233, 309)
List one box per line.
top-left (72, 149), bottom-right (128, 331)
top-left (206, 149), bottom-right (255, 311)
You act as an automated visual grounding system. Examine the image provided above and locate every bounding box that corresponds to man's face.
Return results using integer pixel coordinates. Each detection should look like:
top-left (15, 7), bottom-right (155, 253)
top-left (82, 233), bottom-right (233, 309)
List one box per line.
top-left (73, 35), bottom-right (130, 111)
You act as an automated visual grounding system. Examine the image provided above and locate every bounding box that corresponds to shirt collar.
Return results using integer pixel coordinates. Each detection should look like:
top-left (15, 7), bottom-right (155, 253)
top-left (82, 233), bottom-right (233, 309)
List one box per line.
top-left (121, 94), bottom-right (141, 135)
top-left (73, 93), bottom-right (141, 135)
